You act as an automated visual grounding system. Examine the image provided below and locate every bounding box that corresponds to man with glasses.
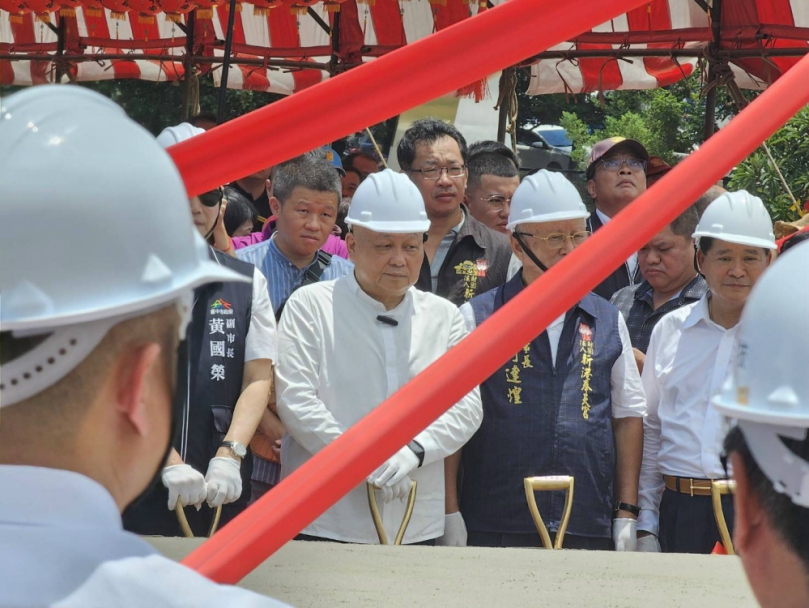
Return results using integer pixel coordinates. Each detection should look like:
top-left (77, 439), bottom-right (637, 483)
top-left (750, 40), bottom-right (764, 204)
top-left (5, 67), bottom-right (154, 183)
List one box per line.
top-left (398, 119), bottom-right (512, 306)
top-left (124, 123), bottom-right (278, 537)
top-left (464, 140), bottom-right (520, 235)
top-left (439, 171), bottom-right (646, 550)
top-left (585, 137), bottom-right (649, 300)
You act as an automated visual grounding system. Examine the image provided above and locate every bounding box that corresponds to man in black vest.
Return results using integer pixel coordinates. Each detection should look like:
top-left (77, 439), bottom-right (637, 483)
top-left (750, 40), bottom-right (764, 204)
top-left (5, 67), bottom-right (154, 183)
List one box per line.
top-left (585, 137), bottom-right (649, 301)
top-left (123, 124), bottom-right (277, 536)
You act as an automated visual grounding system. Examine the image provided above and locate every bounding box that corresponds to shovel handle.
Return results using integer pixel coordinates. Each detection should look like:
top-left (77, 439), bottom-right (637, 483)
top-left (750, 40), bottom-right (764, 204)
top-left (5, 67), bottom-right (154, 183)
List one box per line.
top-left (524, 475), bottom-right (575, 549)
top-left (366, 480), bottom-right (418, 545)
top-left (711, 479), bottom-right (736, 556)
top-left (175, 503), bottom-right (223, 538)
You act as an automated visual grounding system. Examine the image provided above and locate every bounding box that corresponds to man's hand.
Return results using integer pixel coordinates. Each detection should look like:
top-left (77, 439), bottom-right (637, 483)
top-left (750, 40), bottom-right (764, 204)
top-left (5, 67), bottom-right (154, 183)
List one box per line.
top-left (378, 476), bottom-right (413, 504)
top-left (436, 512), bottom-right (467, 547)
top-left (212, 199), bottom-right (233, 256)
top-left (204, 456), bottom-right (242, 508)
top-left (368, 447), bottom-right (419, 488)
top-left (162, 464), bottom-right (207, 511)
top-left (613, 518), bottom-right (638, 552)
top-left (637, 532), bottom-right (662, 552)
top-left (632, 348), bottom-right (646, 375)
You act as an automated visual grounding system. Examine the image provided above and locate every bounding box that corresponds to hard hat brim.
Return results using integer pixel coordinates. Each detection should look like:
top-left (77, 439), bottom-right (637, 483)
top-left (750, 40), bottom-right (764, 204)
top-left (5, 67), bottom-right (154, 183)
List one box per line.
top-left (712, 394), bottom-right (809, 428)
top-left (506, 209), bottom-right (590, 231)
top-left (346, 219), bottom-right (431, 234)
top-left (692, 231), bottom-right (777, 250)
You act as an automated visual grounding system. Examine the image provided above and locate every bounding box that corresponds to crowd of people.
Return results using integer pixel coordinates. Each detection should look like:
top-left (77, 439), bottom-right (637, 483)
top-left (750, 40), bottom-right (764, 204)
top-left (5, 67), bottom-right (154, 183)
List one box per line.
top-left (1, 85), bottom-right (808, 607)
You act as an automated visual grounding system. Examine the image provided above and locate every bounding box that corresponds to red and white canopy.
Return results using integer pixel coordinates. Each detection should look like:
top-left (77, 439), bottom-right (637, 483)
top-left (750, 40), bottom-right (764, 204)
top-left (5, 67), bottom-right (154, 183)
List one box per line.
top-left (2, 0), bottom-right (808, 93)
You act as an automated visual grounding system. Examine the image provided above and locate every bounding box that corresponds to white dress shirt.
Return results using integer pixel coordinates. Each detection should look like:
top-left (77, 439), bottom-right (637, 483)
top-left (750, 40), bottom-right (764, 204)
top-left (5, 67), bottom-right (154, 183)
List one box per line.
top-left (245, 267), bottom-right (278, 363)
top-left (276, 273), bottom-right (483, 544)
top-left (637, 294), bottom-right (737, 535)
top-left (459, 302), bottom-right (646, 419)
top-left (0, 466), bottom-right (285, 608)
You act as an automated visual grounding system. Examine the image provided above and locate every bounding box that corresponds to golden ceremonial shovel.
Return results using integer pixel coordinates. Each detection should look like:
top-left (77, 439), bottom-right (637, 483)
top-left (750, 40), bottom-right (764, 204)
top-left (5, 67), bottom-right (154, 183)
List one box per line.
top-left (711, 479), bottom-right (737, 555)
top-left (366, 480), bottom-right (418, 545)
top-left (524, 475), bottom-right (575, 549)
top-left (175, 504), bottom-right (222, 538)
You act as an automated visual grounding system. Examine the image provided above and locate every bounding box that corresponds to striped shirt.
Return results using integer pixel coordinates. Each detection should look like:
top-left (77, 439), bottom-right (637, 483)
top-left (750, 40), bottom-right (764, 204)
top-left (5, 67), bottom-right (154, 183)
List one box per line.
top-left (237, 234), bottom-right (354, 315)
top-left (236, 234), bottom-right (353, 486)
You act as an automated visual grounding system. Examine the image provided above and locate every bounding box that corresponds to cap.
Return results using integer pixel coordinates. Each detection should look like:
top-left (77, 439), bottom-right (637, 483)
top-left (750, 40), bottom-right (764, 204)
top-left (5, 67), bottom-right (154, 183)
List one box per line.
top-left (646, 155), bottom-right (672, 178)
top-left (586, 137), bottom-right (649, 179)
top-left (321, 145), bottom-right (346, 176)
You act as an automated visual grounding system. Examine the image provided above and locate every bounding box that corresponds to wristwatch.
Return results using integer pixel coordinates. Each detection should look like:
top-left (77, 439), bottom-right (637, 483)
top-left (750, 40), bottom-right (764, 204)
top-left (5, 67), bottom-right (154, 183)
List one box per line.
top-left (408, 440), bottom-right (425, 468)
top-left (220, 440), bottom-right (247, 459)
top-left (613, 501), bottom-right (641, 517)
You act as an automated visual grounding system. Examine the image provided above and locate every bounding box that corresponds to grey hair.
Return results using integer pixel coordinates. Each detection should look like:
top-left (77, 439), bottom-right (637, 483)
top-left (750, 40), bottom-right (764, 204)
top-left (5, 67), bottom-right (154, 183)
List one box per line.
top-left (272, 154), bottom-right (342, 204)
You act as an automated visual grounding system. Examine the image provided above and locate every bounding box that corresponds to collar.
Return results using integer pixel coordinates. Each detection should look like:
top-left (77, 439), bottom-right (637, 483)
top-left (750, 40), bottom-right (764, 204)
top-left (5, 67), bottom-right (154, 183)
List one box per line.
top-left (0, 465), bottom-right (122, 529)
top-left (267, 234), bottom-right (320, 271)
top-left (634, 274), bottom-right (707, 305)
top-left (595, 208), bottom-right (612, 225)
top-left (456, 205), bottom-right (493, 249)
top-left (345, 272), bottom-right (415, 317)
top-left (683, 293), bottom-right (712, 329)
top-left (503, 272), bottom-right (599, 319)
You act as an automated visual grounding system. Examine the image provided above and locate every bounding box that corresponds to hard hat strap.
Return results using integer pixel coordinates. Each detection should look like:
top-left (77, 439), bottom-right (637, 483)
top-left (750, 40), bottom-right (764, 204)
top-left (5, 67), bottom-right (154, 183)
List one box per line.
top-left (512, 231), bottom-right (549, 274)
top-left (738, 420), bottom-right (809, 508)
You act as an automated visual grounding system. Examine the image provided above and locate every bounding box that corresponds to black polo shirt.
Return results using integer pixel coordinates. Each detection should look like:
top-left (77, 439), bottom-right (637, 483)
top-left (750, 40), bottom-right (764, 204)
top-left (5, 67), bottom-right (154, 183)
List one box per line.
top-left (416, 207), bottom-right (512, 306)
top-left (610, 274), bottom-right (708, 353)
top-left (228, 181), bottom-right (271, 233)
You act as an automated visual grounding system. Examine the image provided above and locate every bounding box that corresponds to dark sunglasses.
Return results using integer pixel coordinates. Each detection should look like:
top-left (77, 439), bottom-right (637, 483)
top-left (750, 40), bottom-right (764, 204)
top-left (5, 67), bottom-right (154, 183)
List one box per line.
top-left (198, 187), bottom-right (223, 208)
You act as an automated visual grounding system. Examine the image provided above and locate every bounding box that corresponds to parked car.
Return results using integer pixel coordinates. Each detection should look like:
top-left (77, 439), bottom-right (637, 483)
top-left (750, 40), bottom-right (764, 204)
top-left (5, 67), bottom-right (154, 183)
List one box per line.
top-left (516, 125), bottom-right (577, 174)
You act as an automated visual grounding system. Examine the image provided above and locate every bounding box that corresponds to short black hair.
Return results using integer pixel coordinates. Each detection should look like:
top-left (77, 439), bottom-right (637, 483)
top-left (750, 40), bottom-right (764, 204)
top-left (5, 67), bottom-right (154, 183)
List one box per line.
top-left (695, 186), bottom-right (726, 218)
top-left (272, 154), bottom-right (342, 205)
top-left (779, 231), bottom-right (809, 256)
top-left (223, 187), bottom-right (257, 236)
top-left (189, 113), bottom-right (218, 128)
top-left (466, 141), bottom-right (520, 190)
top-left (669, 205), bottom-right (699, 239)
top-left (724, 426), bottom-right (809, 573)
top-left (344, 152), bottom-right (378, 170)
top-left (397, 118), bottom-right (468, 171)
top-left (343, 167), bottom-right (361, 179)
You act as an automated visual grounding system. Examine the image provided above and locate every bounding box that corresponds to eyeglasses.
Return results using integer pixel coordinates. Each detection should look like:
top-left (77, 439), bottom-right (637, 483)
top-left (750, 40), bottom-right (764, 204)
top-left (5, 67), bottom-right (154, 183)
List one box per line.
top-left (480, 194), bottom-right (512, 210)
top-left (599, 158), bottom-right (647, 172)
top-left (408, 165), bottom-right (466, 180)
top-left (513, 231), bottom-right (591, 249)
top-left (198, 187), bottom-right (224, 208)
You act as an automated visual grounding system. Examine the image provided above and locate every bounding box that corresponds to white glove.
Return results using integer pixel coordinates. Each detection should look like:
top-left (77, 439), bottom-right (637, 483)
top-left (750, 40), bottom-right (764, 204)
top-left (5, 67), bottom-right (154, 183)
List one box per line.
top-left (613, 518), bottom-right (638, 552)
top-left (368, 446), bottom-right (420, 488)
top-left (162, 464), bottom-right (207, 511)
top-left (204, 456), bottom-right (243, 508)
top-left (378, 476), bottom-right (413, 504)
top-left (436, 512), bottom-right (467, 547)
top-left (637, 533), bottom-right (662, 552)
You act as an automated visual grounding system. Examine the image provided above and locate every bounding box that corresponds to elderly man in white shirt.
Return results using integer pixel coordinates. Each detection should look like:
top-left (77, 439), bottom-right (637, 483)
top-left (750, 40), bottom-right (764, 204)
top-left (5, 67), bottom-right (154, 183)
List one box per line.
top-left (276, 170), bottom-right (483, 544)
top-left (637, 191), bottom-right (776, 553)
top-left (0, 86), bottom-right (284, 607)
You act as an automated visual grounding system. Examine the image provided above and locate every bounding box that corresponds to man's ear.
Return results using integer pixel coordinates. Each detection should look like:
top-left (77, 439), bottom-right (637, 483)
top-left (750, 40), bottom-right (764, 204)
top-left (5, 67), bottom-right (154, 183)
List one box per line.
top-left (269, 196), bottom-right (282, 216)
top-left (115, 342), bottom-right (163, 437)
top-left (586, 179), bottom-right (597, 200)
top-left (509, 234), bottom-right (524, 260)
top-left (730, 451), bottom-right (763, 554)
top-left (345, 231), bottom-right (357, 259)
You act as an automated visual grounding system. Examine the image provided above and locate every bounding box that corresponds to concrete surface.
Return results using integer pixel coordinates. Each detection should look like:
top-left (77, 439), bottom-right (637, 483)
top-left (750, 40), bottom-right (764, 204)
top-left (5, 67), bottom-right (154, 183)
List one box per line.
top-left (149, 538), bottom-right (757, 607)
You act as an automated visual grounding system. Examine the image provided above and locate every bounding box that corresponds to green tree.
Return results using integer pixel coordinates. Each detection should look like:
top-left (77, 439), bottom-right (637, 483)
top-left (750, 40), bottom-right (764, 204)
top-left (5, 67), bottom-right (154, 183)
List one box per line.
top-left (728, 107), bottom-right (809, 222)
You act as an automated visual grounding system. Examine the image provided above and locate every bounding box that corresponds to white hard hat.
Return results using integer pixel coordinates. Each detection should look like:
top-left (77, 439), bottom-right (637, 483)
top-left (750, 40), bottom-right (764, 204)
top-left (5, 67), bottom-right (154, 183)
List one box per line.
top-left (693, 190), bottom-right (776, 250)
top-left (346, 169), bottom-right (430, 233)
top-left (507, 170), bottom-right (589, 230)
top-left (0, 86), bottom-right (247, 407)
top-left (713, 241), bottom-right (809, 506)
top-left (156, 122), bottom-right (205, 148)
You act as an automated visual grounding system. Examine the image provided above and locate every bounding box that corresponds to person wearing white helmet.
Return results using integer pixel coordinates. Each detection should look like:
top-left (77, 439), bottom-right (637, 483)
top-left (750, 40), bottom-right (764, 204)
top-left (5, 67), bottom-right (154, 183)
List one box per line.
top-left (123, 123), bottom-right (278, 537)
top-left (275, 169), bottom-right (482, 544)
top-left (637, 190), bottom-right (776, 554)
top-left (0, 87), bottom-right (284, 606)
top-left (445, 170), bottom-right (646, 550)
top-left (715, 241), bottom-right (809, 607)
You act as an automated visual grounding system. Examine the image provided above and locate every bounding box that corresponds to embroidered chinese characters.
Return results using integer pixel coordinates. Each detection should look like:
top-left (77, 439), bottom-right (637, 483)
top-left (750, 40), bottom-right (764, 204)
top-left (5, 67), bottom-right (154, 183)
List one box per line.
top-left (506, 344), bottom-right (533, 405)
top-left (454, 258), bottom-right (489, 302)
top-left (209, 299), bottom-right (236, 382)
top-left (579, 323), bottom-right (594, 419)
